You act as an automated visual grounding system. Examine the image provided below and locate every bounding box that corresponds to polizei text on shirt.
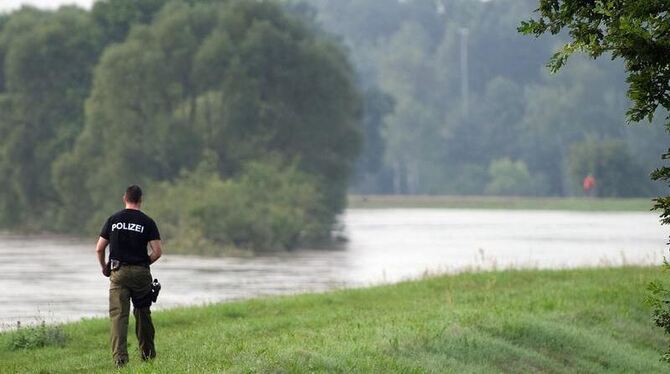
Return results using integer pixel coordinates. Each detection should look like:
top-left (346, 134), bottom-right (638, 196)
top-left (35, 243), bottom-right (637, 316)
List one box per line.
top-left (111, 222), bottom-right (145, 233)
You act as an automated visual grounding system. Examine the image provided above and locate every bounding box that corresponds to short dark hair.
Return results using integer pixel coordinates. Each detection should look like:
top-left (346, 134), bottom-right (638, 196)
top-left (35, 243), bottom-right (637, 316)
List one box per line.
top-left (125, 185), bottom-right (142, 203)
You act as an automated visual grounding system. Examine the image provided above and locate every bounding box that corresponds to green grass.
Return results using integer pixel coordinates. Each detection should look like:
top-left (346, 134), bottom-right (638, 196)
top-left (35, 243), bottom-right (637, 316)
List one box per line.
top-left (1, 267), bottom-right (667, 373)
top-left (348, 195), bottom-right (654, 212)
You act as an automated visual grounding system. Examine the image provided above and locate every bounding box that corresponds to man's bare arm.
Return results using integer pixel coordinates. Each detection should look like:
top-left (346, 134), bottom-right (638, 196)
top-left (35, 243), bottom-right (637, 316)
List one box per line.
top-left (149, 240), bottom-right (162, 264)
top-left (96, 237), bottom-right (109, 276)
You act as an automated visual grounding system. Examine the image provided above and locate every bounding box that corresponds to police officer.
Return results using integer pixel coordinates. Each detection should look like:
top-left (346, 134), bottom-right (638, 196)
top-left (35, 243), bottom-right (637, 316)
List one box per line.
top-left (95, 185), bottom-right (163, 368)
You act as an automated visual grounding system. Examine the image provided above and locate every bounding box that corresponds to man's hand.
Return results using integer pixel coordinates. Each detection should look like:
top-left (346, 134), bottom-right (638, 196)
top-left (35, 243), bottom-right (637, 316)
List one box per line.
top-left (102, 262), bottom-right (111, 277)
top-left (96, 236), bottom-right (110, 277)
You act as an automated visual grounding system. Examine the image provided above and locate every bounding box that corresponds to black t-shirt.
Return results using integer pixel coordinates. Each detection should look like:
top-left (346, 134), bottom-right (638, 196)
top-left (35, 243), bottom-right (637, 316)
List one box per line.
top-left (100, 209), bottom-right (160, 266)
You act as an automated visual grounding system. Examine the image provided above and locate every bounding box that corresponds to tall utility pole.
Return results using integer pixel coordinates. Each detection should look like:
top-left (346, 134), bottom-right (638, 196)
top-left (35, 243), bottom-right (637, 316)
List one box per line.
top-left (459, 27), bottom-right (469, 118)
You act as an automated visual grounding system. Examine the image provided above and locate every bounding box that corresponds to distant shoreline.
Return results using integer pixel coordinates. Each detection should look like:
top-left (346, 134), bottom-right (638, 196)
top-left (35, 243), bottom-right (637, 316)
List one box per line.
top-left (348, 195), bottom-right (654, 212)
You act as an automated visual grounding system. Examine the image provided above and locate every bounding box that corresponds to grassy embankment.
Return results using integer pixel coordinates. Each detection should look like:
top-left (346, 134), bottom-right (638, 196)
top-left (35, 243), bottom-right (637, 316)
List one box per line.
top-left (1, 267), bottom-right (667, 373)
top-left (348, 195), bottom-right (654, 212)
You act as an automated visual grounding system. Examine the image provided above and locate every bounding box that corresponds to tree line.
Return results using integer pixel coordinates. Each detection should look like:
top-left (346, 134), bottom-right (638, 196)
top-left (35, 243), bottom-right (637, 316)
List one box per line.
top-left (1, 0), bottom-right (665, 250)
top-left (297, 0), bottom-right (667, 197)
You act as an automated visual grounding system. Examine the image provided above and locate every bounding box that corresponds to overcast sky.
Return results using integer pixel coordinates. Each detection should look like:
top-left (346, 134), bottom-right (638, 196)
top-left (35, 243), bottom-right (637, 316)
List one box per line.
top-left (0, 0), bottom-right (94, 13)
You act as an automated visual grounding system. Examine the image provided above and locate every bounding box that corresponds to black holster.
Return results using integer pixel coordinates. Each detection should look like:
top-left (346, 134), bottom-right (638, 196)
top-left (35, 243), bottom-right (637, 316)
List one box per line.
top-left (132, 279), bottom-right (160, 308)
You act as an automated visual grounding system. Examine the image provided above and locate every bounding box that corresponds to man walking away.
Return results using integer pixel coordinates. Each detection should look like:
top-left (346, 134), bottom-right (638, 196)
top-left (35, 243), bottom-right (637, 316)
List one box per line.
top-left (95, 185), bottom-right (162, 368)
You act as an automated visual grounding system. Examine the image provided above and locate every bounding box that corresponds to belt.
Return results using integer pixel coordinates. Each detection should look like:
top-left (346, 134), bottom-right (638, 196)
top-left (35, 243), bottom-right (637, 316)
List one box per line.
top-left (111, 259), bottom-right (149, 270)
top-left (120, 262), bottom-right (146, 266)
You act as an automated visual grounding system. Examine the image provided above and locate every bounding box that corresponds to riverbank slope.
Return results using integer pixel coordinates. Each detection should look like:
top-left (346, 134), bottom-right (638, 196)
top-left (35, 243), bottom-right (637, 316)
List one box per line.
top-left (0, 267), bottom-right (666, 373)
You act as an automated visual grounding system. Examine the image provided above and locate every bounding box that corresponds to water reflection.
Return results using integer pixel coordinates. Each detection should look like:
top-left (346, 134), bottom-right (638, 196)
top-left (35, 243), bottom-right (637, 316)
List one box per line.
top-left (0, 209), bottom-right (666, 327)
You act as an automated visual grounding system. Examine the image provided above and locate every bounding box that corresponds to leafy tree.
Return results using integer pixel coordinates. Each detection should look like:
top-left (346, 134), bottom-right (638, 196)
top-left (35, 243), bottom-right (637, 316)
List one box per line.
top-left (91, 0), bottom-right (166, 43)
top-left (0, 14), bottom-right (7, 91)
top-left (352, 87), bottom-right (394, 194)
top-left (442, 77), bottom-right (526, 194)
top-left (376, 21), bottom-right (444, 194)
top-left (0, 7), bottom-right (102, 227)
top-left (519, 0), bottom-right (670, 360)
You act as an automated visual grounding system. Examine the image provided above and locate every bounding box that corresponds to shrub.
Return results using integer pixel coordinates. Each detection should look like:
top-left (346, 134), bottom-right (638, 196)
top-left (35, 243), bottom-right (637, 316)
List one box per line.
top-left (146, 159), bottom-right (326, 253)
top-left (485, 158), bottom-right (545, 196)
top-left (6, 322), bottom-right (67, 350)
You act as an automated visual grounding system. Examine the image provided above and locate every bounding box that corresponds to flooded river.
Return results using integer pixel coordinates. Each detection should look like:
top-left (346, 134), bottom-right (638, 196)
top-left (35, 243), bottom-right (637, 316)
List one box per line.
top-left (0, 208), bottom-right (667, 328)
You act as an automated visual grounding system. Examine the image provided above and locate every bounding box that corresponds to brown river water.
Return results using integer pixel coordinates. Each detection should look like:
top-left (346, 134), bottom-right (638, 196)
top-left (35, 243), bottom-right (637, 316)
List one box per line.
top-left (0, 208), bottom-right (666, 328)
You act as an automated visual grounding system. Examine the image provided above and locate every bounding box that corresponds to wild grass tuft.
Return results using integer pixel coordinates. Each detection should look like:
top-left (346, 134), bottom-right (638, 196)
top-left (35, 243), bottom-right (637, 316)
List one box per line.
top-left (6, 322), bottom-right (67, 350)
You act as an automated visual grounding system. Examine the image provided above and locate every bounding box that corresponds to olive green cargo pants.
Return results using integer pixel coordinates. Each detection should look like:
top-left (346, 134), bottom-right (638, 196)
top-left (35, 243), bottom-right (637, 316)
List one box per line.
top-left (109, 265), bottom-right (156, 365)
